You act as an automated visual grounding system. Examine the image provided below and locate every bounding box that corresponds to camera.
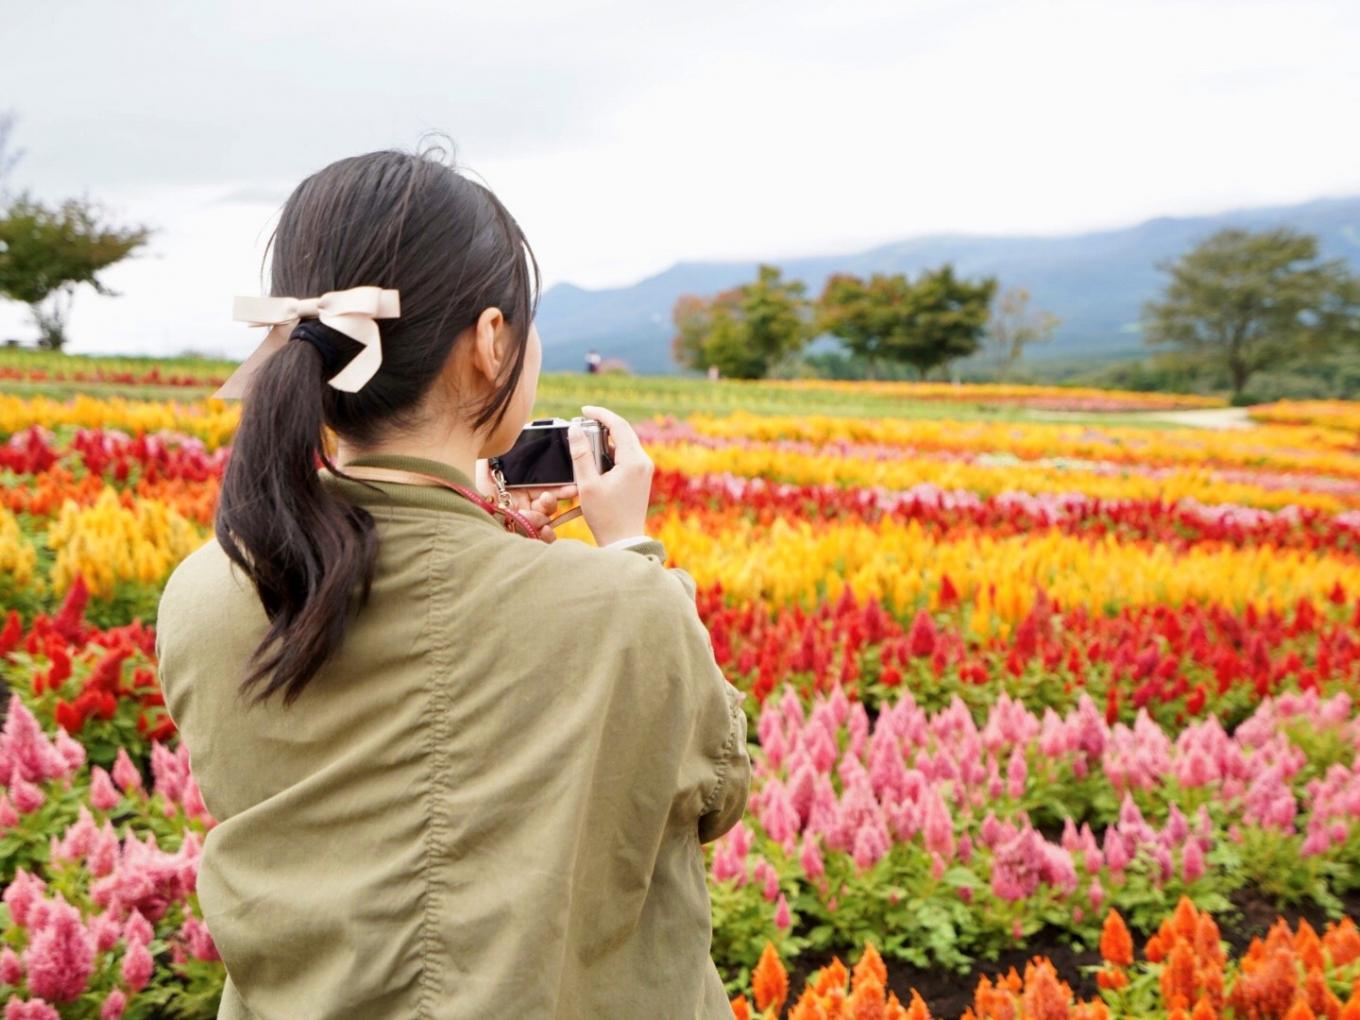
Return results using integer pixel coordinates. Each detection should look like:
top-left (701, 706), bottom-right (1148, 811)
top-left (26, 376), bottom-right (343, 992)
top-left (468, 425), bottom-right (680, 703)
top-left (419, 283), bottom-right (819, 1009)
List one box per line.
top-left (489, 417), bottom-right (614, 488)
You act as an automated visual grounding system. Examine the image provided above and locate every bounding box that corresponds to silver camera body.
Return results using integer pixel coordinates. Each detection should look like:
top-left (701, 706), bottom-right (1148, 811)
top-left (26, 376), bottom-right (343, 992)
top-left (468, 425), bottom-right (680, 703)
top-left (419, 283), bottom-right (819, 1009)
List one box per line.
top-left (490, 416), bottom-right (613, 489)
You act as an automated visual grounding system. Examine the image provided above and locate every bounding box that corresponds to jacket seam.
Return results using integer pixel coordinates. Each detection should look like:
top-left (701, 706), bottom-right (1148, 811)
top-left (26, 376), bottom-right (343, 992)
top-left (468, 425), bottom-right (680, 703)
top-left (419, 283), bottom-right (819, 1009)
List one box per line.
top-left (414, 529), bottom-right (454, 1018)
top-left (699, 687), bottom-right (743, 818)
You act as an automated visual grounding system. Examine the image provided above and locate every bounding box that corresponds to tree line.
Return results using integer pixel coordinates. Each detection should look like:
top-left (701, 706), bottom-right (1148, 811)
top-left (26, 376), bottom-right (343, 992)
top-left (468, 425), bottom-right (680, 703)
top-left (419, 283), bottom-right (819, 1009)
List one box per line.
top-left (672, 229), bottom-right (1360, 401)
top-left (672, 263), bottom-right (1057, 382)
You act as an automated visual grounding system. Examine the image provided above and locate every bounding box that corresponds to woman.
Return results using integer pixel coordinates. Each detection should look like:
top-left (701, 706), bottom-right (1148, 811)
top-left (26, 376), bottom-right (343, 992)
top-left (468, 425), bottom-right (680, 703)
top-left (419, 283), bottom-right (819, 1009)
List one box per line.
top-left (155, 146), bottom-right (751, 1019)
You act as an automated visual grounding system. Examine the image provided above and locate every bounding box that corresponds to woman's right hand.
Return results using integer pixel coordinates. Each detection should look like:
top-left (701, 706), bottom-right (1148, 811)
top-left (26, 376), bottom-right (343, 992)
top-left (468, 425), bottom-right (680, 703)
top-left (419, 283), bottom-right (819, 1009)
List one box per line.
top-left (568, 405), bottom-right (653, 547)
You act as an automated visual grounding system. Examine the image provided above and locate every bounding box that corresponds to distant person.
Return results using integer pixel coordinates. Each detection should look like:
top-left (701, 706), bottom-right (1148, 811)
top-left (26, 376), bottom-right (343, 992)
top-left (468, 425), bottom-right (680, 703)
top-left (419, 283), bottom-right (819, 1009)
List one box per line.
top-left (586, 348), bottom-right (602, 374)
top-left (155, 148), bottom-right (750, 1019)
top-left (707, 364), bottom-right (720, 382)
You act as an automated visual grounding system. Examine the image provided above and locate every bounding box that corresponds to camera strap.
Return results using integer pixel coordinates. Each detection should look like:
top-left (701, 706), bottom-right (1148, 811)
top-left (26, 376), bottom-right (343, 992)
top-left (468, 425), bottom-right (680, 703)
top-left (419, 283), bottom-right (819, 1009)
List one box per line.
top-left (336, 465), bottom-right (585, 539)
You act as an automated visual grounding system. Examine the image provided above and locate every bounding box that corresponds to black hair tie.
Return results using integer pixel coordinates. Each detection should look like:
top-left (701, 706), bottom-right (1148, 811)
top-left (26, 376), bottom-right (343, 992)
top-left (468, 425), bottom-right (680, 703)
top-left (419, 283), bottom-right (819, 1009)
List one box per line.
top-left (289, 320), bottom-right (346, 379)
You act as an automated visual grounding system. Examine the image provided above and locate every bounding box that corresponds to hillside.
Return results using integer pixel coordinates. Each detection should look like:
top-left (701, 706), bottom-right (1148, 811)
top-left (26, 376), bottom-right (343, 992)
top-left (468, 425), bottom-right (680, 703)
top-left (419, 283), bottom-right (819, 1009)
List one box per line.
top-left (536, 194), bottom-right (1360, 374)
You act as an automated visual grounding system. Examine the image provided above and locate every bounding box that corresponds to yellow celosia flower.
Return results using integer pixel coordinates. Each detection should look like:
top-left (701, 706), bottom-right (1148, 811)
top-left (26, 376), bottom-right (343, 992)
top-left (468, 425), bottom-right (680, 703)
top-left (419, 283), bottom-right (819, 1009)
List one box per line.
top-left (0, 394), bottom-right (239, 448)
top-left (46, 489), bottom-right (206, 598)
top-left (0, 507), bottom-right (38, 588)
top-left (646, 511), bottom-right (1360, 622)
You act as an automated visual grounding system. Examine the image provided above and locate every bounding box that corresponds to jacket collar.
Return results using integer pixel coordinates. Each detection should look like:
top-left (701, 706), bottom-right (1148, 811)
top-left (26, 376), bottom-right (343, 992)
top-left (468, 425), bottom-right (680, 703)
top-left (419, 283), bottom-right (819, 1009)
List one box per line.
top-left (318, 452), bottom-right (501, 528)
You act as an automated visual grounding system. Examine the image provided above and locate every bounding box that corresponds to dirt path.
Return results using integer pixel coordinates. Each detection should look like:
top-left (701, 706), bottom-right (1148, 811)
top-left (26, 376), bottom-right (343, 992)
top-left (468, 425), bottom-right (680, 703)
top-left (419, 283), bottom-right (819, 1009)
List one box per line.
top-left (1144, 406), bottom-right (1255, 430)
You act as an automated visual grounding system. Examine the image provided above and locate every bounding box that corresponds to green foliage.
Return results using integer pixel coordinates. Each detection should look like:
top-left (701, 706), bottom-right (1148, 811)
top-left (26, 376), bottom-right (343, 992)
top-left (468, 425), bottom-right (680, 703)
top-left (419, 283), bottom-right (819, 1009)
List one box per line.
top-left (671, 265), bottom-right (812, 379)
top-left (1142, 227), bottom-right (1360, 400)
top-left (816, 265), bottom-right (998, 379)
top-left (0, 194), bottom-right (151, 349)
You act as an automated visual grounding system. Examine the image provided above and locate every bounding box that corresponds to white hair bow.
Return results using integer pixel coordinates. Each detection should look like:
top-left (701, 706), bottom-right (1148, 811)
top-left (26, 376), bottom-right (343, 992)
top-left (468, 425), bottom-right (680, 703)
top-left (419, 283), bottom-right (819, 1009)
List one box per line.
top-left (215, 286), bottom-right (401, 399)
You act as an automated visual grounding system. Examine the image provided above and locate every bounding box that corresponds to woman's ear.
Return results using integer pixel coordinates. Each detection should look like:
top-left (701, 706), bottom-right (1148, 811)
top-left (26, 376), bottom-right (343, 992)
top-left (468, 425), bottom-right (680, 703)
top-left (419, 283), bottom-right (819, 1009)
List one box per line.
top-left (469, 307), bottom-right (507, 384)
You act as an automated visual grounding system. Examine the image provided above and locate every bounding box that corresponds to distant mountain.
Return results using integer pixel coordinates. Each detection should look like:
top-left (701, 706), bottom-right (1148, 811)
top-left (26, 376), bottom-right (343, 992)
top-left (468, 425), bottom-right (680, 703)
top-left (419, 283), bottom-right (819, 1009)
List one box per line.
top-left (536, 195), bottom-right (1360, 374)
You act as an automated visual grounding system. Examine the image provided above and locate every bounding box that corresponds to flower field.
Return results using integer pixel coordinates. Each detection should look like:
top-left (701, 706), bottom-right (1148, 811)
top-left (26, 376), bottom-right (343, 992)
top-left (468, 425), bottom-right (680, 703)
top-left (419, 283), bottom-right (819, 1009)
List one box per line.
top-left (0, 358), bottom-right (1358, 1017)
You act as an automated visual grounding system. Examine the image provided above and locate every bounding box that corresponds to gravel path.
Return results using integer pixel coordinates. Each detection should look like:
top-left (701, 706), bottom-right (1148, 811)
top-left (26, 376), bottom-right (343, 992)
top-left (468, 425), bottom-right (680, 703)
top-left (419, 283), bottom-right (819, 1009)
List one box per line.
top-left (1145, 407), bottom-right (1255, 429)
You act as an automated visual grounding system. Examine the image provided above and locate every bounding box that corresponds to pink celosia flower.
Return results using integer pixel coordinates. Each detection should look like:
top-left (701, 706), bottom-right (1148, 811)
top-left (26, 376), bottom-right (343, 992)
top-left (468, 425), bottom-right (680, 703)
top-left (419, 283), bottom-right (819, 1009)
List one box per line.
top-left (24, 895), bottom-right (94, 1002)
top-left (52, 729), bottom-right (86, 773)
top-left (121, 938), bottom-right (154, 992)
top-left (89, 911), bottom-right (122, 952)
top-left (0, 793), bottom-right (18, 829)
top-left (111, 748), bottom-right (142, 794)
top-left (89, 766), bottom-right (121, 811)
top-left (4, 869), bottom-right (46, 928)
top-left (1088, 877), bottom-right (1104, 909)
top-left (1183, 839), bottom-right (1206, 882)
top-left (799, 832), bottom-right (825, 879)
top-left (4, 999), bottom-right (60, 1020)
top-left (851, 816), bottom-right (889, 871)
top-left (773, 893), bottom-right (791, 930)
top-left (55, 805), bottom-right (99, 863)
top-left (100, 990), bottom-right (127, 1020)
top-left (88, 820), bottom-right (119, 878)
top-left (0, 696), bottom-right (70, 786)
top-left (123, 909), bottom-right (154, 947)
top-left (11, 776), bottom-right (44, 814)
top-left (0, 945), bottom-right (23, 984)
top-left (179, 915), bottom-right (220, 962)
top-left (1005, 747), bottom-right (1027, 799)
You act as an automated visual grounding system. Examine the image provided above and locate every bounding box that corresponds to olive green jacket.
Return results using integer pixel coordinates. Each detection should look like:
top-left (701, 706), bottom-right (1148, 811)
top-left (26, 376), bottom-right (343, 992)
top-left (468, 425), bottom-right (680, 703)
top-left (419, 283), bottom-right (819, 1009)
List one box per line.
top-left (155, 453), bottom-right (751, 1019)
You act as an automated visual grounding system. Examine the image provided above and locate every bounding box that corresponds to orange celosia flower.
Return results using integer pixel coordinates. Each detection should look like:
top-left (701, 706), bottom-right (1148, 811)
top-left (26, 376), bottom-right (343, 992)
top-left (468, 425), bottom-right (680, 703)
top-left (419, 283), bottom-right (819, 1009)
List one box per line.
top-left (815, 958), bottom-right (850, 997)
top-left (849, 974), bottom-right (886, 1020)
top-left (753, 942), bottom-right (789, 1014)
top-left (1173, 898), bottom-right (1200, 940)
top-left (1297, 920), bottom-right (1327, 973)
top-left (1340, 998), bottom-right (1360, 1020)
top-left (730, 994), bottom-right (752, 1020)
top-left (902, 991), bottom-right (931, 1020)
top-left (1099, 910), bottom-right (1134, 968)
top-left (1020, 958), bottom-right (1072, 1020)
top-left (1284, 1001), bottom-right (1319, 1020)
top-left (853, 943), bottom-right (889, 993)
top-left (1190, 998), bottom-right (1217, 1020)
top-left (1162, 942), bottom-right (1200, 1011)
top-left (1326, 919), bottom-right (1360, 969)
top-left (1096, 967), bottom-right (1127, 991)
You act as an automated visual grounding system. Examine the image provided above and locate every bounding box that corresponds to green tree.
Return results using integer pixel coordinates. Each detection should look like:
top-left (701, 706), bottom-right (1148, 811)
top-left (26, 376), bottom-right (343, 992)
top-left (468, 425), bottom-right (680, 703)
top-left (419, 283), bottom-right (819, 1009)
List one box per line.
top-left (0, 194), bottom-right (150, 349)
top-left (904, 264), bottom-right (997, 378)
top-left (987, 285), bottom-right (1061, 377)
top-left (816, 272), bottom-right (914, 378)
top-left (670, 264), bottom-right (810, 378)
top-left (1142, 227), bottom-right (1360, 401)
top-left (817, 264), bottom-right (996, 379)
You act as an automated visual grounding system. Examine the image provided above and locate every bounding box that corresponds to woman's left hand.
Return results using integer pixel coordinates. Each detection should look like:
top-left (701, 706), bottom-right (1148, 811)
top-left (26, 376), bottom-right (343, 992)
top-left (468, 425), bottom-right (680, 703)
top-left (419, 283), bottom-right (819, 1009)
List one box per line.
top-left (475, 460), bottom-right (578, 544)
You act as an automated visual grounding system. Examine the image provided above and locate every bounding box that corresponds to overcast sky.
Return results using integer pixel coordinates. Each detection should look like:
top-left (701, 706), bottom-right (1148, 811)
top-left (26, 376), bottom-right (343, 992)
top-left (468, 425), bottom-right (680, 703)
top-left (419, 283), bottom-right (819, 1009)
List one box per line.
top-left (2, 0), bottom-right (1358, 356)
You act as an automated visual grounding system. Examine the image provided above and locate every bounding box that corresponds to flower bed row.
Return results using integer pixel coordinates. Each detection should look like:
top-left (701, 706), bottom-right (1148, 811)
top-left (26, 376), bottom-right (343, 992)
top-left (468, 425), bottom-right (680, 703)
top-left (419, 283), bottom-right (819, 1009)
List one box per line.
top-left (731, 901), bottom-right (1360, 1019)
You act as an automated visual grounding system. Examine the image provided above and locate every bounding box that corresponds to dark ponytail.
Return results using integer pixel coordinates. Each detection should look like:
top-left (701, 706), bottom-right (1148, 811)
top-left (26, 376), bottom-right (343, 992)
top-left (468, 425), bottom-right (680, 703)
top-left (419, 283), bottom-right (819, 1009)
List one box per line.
top-left (216, 143), bottom-right (540, 706)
